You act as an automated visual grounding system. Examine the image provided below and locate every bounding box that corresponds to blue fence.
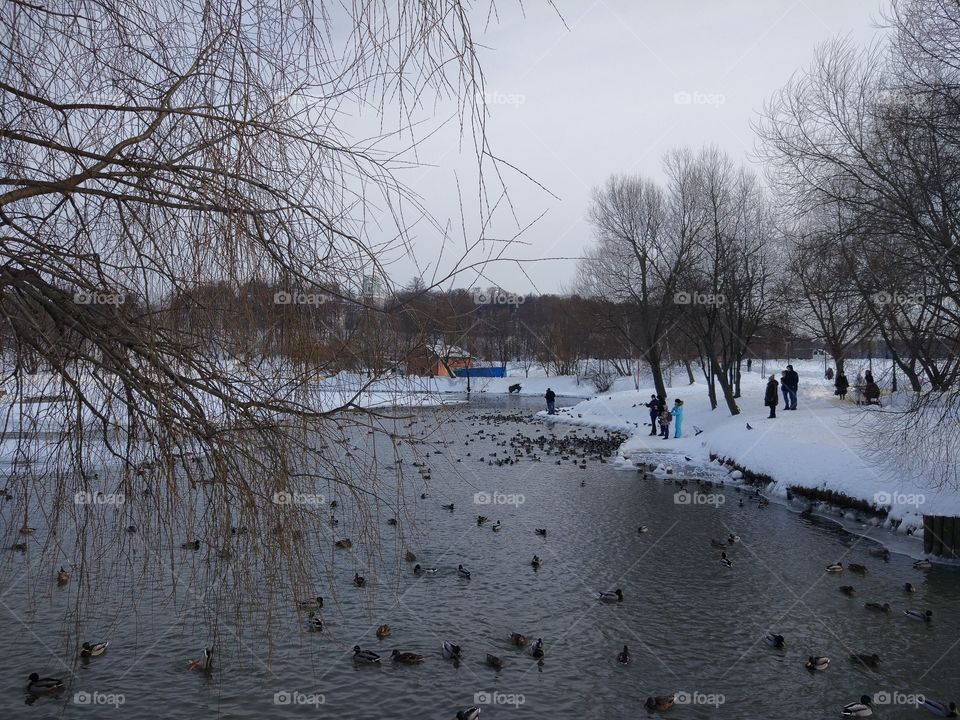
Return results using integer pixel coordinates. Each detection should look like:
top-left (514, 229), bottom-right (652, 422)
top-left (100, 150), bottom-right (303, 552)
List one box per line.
top-left (453, 366), bottom-right (506, 378)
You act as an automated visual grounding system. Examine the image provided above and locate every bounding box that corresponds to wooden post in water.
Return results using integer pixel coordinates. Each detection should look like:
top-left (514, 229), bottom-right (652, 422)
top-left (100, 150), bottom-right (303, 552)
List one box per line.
top-left (923, 515), bottom-right (959, 559)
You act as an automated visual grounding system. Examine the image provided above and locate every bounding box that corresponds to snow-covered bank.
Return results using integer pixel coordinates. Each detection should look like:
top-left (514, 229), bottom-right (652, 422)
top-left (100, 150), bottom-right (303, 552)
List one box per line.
top-left (536, 360), bottom-right (960, 560)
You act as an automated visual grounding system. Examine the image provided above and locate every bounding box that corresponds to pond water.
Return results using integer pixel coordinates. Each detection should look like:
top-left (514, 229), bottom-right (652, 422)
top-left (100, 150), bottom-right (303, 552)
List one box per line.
top-left (0, 394), bottom-right (958, 719)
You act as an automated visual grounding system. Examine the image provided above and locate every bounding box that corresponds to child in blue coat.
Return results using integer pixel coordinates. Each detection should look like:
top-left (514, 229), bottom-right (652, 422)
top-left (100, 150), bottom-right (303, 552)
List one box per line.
top-left (671, 399), bottom-right (684, 438)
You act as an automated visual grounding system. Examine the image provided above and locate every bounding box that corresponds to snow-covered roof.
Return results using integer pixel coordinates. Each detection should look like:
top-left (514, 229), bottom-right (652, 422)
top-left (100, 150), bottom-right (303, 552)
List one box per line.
top-left (430, 342), bottom-right (471, 359)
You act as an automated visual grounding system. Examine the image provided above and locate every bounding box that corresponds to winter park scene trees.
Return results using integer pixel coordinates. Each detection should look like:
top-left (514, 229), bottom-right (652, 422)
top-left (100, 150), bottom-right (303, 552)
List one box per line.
top-left (1, 0), bottom-right (959, 717)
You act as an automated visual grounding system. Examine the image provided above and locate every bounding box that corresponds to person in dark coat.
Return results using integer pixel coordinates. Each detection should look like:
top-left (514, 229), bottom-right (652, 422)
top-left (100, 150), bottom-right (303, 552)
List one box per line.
top-left (783, 364), bottom-right (799, 410)
top-left (765, 375), bottom-right (779, 418)
top-left (545, 388), bottom-right (556, 415)
top-left (863, 381), bottom-right (881, 405)
top-left (659, 403), bottom-right (672, 438)
top-left (864, 369), bottom-right (874, 385)
top-left (645, 394), bottom-right (661, 436)
top-left (835, 371), bottom-right (849, 400)
top-left (780, 370), bottom-right (790, 408)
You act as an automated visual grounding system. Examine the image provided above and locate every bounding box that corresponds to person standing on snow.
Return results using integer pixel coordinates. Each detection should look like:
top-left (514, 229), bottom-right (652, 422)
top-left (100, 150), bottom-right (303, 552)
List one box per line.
top-left (835, 371), bottom-right (849, 400)
top-left (671, 399), bottom-right (684, 438)
top-left (783, 364), bottom-right (799, 410)
top-left (545, 388), bottom-right (556, 415)
top-left (765, 375), bottom-right (780, 418)
top-left (780, 370), bottom-right (790, 408)
top-left (645, 394), bottom-right (661, 436)
top-left (659, 403), bottom-right (672, 438)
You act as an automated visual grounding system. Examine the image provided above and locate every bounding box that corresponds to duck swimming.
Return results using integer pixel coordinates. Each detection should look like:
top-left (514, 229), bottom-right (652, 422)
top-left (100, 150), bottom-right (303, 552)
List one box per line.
top-left (455, 707), bottom-right (481, 720)
top-left (531, 555), bottom-right (542, 569)
top-left (720, 552), bottom-right (732, 568)
top-left (904, 609), bottom-right (932, 622)
top-left (80, 641), bottom-right (109, 657)
top-left (353, 573), bottom-right (366, 587)
top-left (485, 654), bottom-right (503, 670)
top-left (616, 645), bottom-right (631, 664)
top-left (826, 562), bottom-right (843, 573)
top-left (864, 602), bottom-right (890, 613)
top-left (376, 625), bottom-right (392, 639)
top-left (510, 633), bottom-right (528, 647)
top-left (296, 596), bottom-right (323, 610)
top-left (645, 695), bottom-right (675, 711)
top-left (530, 638), bottom-right (544, 659)
top-left (307, 612), bottom-right (324, 631)
top-left (597, 589), bottom-right (623, 603)
top-left (334, 538), bottom-right (352, 549)
top-left (904, 582), bottom-right (917, 592)
top-left (842, 695), bottom-right (873, 717)
top-left (391, 650), bottom-right (424, 664)
top-left (353, 646), bottom-right (380, 663)
top-left (839, 585), bottom-right (856, 596)
top-left (914, 559), bottom-right (933, 570)
top-left (27, 673), bottom-right (63, 694)
top-left (457, 565), bottom-right (471, 579)
top-left (765, 632), bottom-right (785, 648)
top-left (920, 699), bottom-right (958, 717)
top-left (805, 655), bottom-right (829, 671)
top-left (441, 641), bottom-right (463, 660)
top-left (849, 563), bottom-right (868, 575)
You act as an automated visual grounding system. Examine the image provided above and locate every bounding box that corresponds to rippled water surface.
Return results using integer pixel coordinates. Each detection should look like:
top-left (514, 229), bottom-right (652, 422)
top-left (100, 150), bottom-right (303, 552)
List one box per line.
top-left (1, 394), bottom-right (958, 718)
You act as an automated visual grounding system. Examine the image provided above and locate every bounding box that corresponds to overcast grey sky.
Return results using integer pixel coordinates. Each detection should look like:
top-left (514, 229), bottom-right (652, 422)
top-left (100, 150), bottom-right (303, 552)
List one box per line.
top-left (381, 0), bottom-right (884, 295)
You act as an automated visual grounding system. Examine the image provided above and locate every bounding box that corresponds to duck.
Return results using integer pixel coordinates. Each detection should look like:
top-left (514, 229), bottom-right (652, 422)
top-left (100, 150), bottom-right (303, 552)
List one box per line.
top-left (334, 538), bottom-right (352, 549)
top-left (56, 567), bottom-right (69, 585)
top-left (296, 596), bottom-right (323, 610)
top-left (720, 552), bottom-right (732, 568)
top-left (849, 563), bottom-right (868, 575)
top-left (839, 585), bottom-right (856, 596)
top-left (353, 573), bottom-right (366, 587)
top-left (20, 526), bottom-right (36, 535)
top-left (597, 589), bottom-right (624, 603)
top-left (485, 653), bottom-right (503, 670)
top-left (920, 699), bottom-right (958, 717)
top-left (914, 559), bottom-right (933, 570)
top-left (638, 526), bottom-right (649, 534)
top-left (804, 655), bottom-right (829, 671)
top-left (413, 564), bottom-right (437, 576)
top-left (80, 641), bottom-right (109, 657)
top-left (441, 641), bottom-right (463, 660)
top-left (826, 562), bottom-right (844, 573)
top-left (904, 609), bottom-right (933, 622)
top-left (727, 533), bottom-right (741, 543)
top-left (387, 518), bottom-right (397, 526)
top-left (491, 521), bottom-right (502, 532)
top-left (10, 542), bottom-right (27, 552)
top-left (26, 673), bottom-right (63, 694)
top-left (531, 555), bottom-right (542, 569)
top-left (616, 645), bottom-right (631, 664)
top-left (376, 624), bottom-right (392, 639)
top-left (849, 653), bottom-right (881, 669)
top-left (535, 528), bottom-right (547, 536)
top-left (391, 649), bottom-right (424, 664)
top-left (868, 547), bottom-right (890, 559)
top-left (404, 550), bottom-right (417, 562)
top-left (455, 707), bottom-right (481, 720)
top-left (442, 503), bottom-right (455, 511)
top-left (181, 539), bottom-right (201, 550)
top-left (530, 638), bottom-right (545, 659)
top-left (352, 646), bottom-right (381, 663)
top-left (904, 582), bottom-right (917, 592)
top-left (510, 632), bottom-right (528, 647)
top-left (457, 565), bottom-right (471, 579)
top-left (842, 695), bottom-right (873, 717)
top-left (765, 632), bottom-right (785, 648)
top-left (645, 695), bottom-right (675, 711)
top-left (307, 612), bottom-right (324, 631)
top-left (188, 647), bottom-right (213, 672)
top-left (864, 602), bottom-right (890, 613)
top-left (477, 516), bottom-right (488, 526)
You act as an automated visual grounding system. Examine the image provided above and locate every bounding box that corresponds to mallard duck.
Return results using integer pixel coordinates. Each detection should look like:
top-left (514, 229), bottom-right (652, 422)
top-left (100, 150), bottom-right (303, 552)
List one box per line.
top-left (10, 542), bottom-right (27, 552)
top-left (455, 707), bottom-right (481, 720)
top-left (920, 699), bottom-right (958, 717)
top-left (441, 641), bottom-right (463, 660)
top-left (353, 573), bottom-right (366, 587)
top-left (510, 632), bottom-right (528, 647)
top-left (914, 559), bottom-right (933, 570)
top-left (376, 624), bottom-right (391, 639)
top-left (904, 582), bottom-right (917, 592)
top-left (616, 645), bottom-right (631, 664)
top-left (849, 563), bottom-right (868, 575)
top-left (404, 550), bottom-right (417, 562)
top-left (485, 653), bottom-right (503, 670)
top-left (80, 641), bottom-right (108, 657)
top-left (720, 552), bottom-right (732, 568)
top-left (334, 538), bottom-right (352, 549)
top-left (535, 528), bottom-right (547, 536)
top-left (56, 567), bottom-right (69, 585)
top-left (491, 521), bottom-right (502, 532)
top-left (457, 565), bottom-right (471, 579)
top-left (805, 655), bottom-right (829, 670)
top-left (442, 503), bottom-right (455, 511)
top-left (391, 649), bottom-right (423, 664)
top-left (644, 695), bottom-right (675, 711)
top-left (841, 695), bottom-right (873, 717)
top-left (477, 516), bottom-right (488, 526)
top-left (531, 555), bottom-right (542, 569)
top-left (638, 526), bottom-right (649, 534)
top-left (727, 533), bottom-right (740, 543)
top-left (840, 585), bottom-right (856, 596)
top-left (352, 645), bottom-right (380, 663)
top-left (868, 547), bottom-right (890, 559)
top-left (904, 609), bottom-right (932, 622)
top-left (20, 526), bottom-right (36, 535)
top-left (181, 539), bottom-right (200, 550)
top-left (765, 632), bottom-right (785, 648)
top-left (849, 653), bottom-right (880, 669)
top-left (307, 612), bottom-right (324, 631)
top-left (126, 525), bottom-right (137, 533)
top-left (296, 596), bottom-right (323, 610)
top-left (597, 589), bottom-right (623, 603)
top-left (530, 638), bottom-right (544, 659)
top-left (329, 500), bottom-right (338, 508)
top-left (826, 562), bottom-right (843, 572)
top-left (26, 673), bottom-right (63, 694)
top-left (864, 602), bottom-right (890, 613)
top-left (387, 518), bottom-right (397, 526)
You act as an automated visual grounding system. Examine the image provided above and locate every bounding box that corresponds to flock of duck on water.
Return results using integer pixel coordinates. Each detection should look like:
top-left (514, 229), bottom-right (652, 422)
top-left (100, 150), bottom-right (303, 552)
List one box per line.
top-left (22, 416), bottom-right (959, 718)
